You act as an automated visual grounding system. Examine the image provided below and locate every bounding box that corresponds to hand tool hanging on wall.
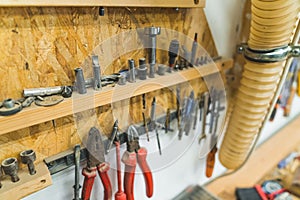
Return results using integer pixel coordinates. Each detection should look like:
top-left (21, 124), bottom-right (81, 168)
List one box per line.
top-left (190, 33), bottom-right (198, 66)
top-left (113, 132), bottom-right (126, 200)
top-left (20, 149), bottom-right (36, 175)
top-left (198, 92), bottom-right (209, 143)
top-left (73, 145), bottom-right (81, 200)
top-left (165, 108), bottom-right (170, 133)
top-left (168, 39), bottom-right (180, 73)
top-left (193, 95), bottom-right (200, 130)
top-left (81, 127), bottom-right (112, 200)
top-left (142, 94), bottom-right (150, 141)
top-left (0, 98), bottom-right (22, 116)
top-left (208, 88), bottom-right (217, 134)
top-left (150, 97), bottom-right (162, 155)
top-left (106, 121), bottom-right (126, 200)
top-left (1, 157), bottom-right (19, 182)
top-left (122, 125), bottom-right (153, 200)
top-left (144, 26), bottom-right (160, 78)
top-left (206, 90), bottom-right (225, 177)
top-left (269, 98), bottom-right (280, 122)
top-left (176, 87), bottom-right (181, 131)
top-left (184, 91), bottom-right (195, 136)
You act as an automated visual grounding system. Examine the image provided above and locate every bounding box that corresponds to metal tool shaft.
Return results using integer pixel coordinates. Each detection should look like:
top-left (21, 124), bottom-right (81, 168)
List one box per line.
top-left (73, 145), bottom-right (81, 200)
top-left (92, 55), bottom-right (102, 91)
top-left (24, 86), bottom-right (63, 97)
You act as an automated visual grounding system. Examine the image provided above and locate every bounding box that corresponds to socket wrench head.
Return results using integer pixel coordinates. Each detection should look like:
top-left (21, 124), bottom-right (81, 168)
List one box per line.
top-left (20, 149), bottom-right (36, 175)
top-left (2, 157), bottom-right (19, 182)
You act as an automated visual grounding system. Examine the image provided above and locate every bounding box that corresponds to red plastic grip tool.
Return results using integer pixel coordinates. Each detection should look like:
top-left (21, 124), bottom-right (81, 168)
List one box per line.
top-left (97, 163), bottom-right (112, 200)
top-left (81, 167), bottom-right (97, 200)
top-left (137, 147), bottom-right (153, 197)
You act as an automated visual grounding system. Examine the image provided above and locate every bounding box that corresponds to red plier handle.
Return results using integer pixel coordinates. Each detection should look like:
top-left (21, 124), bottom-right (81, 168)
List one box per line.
top-left (122, 151), bottom-right (137, 200)
top-left (137, 147), bottom-right (153, 198)
top-left (82, 167), bottom-right (97, 200)
top-left (97, 162), bottom-right (113, 200)
top-left (81, 164), bottom-right (112, 200)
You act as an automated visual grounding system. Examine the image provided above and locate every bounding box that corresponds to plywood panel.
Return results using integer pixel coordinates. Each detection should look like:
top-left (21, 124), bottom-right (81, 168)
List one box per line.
top-left (0, 7), bottom-right (219, 165)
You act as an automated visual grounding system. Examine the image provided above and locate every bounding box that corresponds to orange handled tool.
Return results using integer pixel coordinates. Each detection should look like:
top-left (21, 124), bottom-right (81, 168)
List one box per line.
top-left (122, 125), bottom-right (154, 200)
top-left (114, 139), bottom-right (126, 200)
top-left (81, 127), bottom-right (112, 200)
top-left (205, 145), bottom-right (218, 178)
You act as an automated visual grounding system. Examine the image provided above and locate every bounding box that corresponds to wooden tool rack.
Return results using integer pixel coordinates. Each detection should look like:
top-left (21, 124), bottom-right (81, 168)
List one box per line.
top-left (0, 1), bottom-right (233, 199)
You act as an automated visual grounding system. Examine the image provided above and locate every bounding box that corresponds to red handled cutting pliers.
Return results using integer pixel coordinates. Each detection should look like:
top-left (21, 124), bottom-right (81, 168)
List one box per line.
top-left (121, 125), bottom-right (153, 200)
top-left (81, 127), bottom-right (112, 200)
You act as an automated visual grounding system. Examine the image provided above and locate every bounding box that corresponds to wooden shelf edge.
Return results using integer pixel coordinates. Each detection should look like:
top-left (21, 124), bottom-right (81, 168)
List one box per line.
top-left (0, 58), bottom-right (233, 135)
top-left (0, 0), bottom-right (205, 8)
top-left (0, 162), bottom-right (52, 199)
top-left (205, 114), bottom-right (300, 199)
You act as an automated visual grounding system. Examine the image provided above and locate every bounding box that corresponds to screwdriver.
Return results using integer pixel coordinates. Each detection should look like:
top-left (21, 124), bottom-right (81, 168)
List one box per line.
top-left (206, 144), bottom-right (217, 178)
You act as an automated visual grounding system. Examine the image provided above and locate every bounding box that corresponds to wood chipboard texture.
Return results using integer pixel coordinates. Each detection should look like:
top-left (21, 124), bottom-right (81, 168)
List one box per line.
top-left (0, 7), bottom-right (217, 164)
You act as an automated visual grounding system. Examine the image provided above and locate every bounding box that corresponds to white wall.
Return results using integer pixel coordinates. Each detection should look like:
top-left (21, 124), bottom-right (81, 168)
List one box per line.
top-left (23, 1), bottom-right (300, 199)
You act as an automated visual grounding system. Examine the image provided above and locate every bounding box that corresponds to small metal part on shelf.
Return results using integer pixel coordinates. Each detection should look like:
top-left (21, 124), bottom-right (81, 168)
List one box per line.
top-left (1, 157), bottom-right (20, 182)
top-left (157, 64), bottom-right (166, 75)
top-left (0, 98), bottom-right (22, 116)
top-left (137, 58), bottom-right (147, 80)
top-left (118, 74), bottom-right (127, 85)
top-left (20, 149), bottom-right (36, 175)
top-left (92, 55), bottom-right (102, 91)
top-left (21, 97), bottom-right (36, 108)
top-left (144, 26), bottom-right (161, 78)
top-left (74, 68), bottom-right (87, 94)
top-left (168, 39), bottom-right (180, 73)
top-left (23, 86), bottom-right (73, 98)
top-left (35, 95), bottom-right (64, 107)
top-left (128, 59), bottom-right (136, 83)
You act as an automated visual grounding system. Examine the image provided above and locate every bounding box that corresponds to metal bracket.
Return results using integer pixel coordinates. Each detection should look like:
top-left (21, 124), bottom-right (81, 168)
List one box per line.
top-left (237, 44), bottom-right (300, 63)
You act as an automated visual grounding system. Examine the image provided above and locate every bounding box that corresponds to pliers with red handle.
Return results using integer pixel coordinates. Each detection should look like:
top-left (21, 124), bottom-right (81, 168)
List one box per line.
top-left (81, 127), bottom-right (112, 200)
top-left (122, 125), bottom-right (154, 200)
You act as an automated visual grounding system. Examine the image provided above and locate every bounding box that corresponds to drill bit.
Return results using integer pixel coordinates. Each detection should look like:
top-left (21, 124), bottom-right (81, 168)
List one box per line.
top-left (150, 97), bottom-right (162, 155)
top-left (190, 33), bottom-right (198, 66)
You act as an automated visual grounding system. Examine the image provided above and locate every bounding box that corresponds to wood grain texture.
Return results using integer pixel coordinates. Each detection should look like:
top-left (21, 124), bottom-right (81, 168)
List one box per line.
top-left (0, 0), bottom-right (205, 8)
top-left (0, 162), bottom-right (52, 200)
top-left (0, 7), bottom-right (219, 168)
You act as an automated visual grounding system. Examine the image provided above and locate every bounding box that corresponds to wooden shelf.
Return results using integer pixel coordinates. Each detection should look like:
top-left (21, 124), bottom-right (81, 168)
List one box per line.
top-left (0, 58), bottom-right (232, 136)
top-left (0, 0), bottom-right (205, 8)
top-left (0, 162), bottom-right (52, 199)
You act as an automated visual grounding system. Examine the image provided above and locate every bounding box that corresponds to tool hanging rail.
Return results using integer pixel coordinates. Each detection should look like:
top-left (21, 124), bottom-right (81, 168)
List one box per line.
top-left (0, 0), bottom-right (205, 8)
top-left (0, 58), bottom-right (232, 136)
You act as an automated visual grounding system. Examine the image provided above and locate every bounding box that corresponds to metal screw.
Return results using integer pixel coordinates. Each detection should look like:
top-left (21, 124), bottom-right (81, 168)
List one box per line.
top-left (2, 157), bottom-right (20, 182)
top-left (20, 149), bottom-right (36, 175)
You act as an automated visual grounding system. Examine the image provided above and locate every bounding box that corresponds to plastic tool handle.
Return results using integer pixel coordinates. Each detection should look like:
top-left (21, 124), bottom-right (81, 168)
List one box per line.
top-left (137, 147), bottom-right (154, 198)
top-left (81, 167), bottom-right (97, 200)
top-left (205, 146), bottom-right (218, 178)
top-left (114, 141), bottom-right (126, 200)
top-left (97, 163), bottom-right (112, 200)
top-left (122, 151), bottom-right (137, 200)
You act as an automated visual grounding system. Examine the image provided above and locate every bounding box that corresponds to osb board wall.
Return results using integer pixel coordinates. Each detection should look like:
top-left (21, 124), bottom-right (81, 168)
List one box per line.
top-left (0, 7), bottom-right (217, 164)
